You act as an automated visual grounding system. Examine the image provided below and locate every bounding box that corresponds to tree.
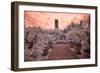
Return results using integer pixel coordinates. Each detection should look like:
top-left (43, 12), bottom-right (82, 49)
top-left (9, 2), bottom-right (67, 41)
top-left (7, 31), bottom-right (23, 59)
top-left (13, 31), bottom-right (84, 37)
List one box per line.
top-left (24, 31), bottom-right (38, 49)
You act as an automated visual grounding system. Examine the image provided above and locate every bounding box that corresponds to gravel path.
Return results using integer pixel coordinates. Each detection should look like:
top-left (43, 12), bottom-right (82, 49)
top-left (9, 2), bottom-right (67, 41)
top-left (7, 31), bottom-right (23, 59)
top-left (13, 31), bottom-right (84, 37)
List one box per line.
top-left (48, 43), bottom-right (79, 60)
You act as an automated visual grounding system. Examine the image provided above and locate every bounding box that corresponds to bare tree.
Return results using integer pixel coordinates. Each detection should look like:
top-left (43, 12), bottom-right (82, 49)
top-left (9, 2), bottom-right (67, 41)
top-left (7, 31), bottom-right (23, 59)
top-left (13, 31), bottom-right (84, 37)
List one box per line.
top-left (25, 31), bottom-right (38, 49)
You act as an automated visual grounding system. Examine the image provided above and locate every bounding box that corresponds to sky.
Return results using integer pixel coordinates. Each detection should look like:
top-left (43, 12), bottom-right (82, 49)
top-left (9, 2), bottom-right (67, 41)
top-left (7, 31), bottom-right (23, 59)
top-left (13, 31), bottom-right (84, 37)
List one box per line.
top-left (24, 11), bottom-right (90, 30)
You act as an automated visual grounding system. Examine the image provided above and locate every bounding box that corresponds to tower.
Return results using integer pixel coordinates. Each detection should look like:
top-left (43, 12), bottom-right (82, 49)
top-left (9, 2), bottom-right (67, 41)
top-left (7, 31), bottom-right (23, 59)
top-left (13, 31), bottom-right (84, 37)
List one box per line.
top-left (55, 19), bottom-right (58, 29)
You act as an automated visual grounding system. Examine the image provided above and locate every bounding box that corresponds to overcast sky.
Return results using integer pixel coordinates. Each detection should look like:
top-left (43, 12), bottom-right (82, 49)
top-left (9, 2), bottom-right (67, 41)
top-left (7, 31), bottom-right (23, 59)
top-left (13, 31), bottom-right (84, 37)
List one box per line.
top-left (24, 11), bottom-right (89, 30)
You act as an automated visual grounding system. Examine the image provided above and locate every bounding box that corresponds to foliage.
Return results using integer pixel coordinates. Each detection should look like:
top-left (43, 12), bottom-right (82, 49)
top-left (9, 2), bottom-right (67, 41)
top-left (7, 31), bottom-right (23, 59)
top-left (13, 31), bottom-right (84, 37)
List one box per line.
top-left (24, 20), bottom-right (90, 61)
